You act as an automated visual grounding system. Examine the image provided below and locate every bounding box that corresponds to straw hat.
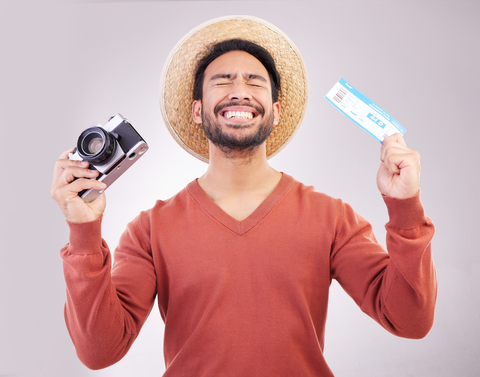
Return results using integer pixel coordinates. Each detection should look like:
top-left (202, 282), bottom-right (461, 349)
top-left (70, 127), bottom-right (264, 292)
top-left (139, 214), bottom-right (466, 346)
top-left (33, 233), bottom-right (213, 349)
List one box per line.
top-left (160, 15), bottom-right (308, 163)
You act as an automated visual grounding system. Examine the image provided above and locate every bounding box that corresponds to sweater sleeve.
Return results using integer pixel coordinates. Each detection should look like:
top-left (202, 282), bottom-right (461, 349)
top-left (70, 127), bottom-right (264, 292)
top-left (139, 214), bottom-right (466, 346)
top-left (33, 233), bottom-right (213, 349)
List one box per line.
top-left (60, 214), bottom-right (156, 370)
top-left (330, 192), bottom-right (436, 339)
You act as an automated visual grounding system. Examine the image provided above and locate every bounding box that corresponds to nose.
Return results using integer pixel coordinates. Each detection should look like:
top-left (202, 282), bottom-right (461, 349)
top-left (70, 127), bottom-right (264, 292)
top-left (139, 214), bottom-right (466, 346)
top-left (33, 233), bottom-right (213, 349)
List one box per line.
top-left (228, 82), bottom-right (252, 101)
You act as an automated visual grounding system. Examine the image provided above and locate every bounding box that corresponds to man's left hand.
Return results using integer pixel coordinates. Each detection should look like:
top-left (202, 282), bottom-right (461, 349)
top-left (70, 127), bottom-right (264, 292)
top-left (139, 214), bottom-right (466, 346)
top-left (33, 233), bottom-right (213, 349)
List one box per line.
top-left (377, 133), bottom-right (421, 199)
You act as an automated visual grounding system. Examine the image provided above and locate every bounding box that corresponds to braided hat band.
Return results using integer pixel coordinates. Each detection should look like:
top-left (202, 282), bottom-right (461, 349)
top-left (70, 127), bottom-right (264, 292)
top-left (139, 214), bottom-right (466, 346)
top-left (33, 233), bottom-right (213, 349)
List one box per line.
top-left (160, 15), bottom-right (309, 163)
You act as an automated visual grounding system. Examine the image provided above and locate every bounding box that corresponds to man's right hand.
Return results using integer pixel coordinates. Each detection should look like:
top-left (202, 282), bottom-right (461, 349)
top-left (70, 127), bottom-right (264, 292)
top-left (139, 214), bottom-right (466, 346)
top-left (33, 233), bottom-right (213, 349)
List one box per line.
top-left (51, 148), bottom-right (107, 223)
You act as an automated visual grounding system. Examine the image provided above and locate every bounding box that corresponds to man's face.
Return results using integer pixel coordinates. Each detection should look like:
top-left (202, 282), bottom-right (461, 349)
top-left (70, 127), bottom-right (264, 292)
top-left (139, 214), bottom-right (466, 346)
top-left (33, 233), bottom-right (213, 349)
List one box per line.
top-left (192, 50), bottom-right (280, 156)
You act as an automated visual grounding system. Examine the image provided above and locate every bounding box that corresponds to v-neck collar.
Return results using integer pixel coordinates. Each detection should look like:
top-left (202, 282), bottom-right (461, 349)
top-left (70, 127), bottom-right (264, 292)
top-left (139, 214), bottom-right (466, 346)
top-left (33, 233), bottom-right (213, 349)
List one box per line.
top-left (186, 173), bottom-right (295, 235)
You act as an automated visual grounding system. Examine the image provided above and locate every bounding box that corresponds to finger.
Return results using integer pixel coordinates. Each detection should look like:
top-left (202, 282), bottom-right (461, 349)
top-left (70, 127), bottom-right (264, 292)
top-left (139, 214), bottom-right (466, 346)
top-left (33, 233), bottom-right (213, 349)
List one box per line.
top-left (68, 177), bottom-right (107, 195)
top-left (382, 144), bottom-right (420, 166)
top-left (380, 134), bottom-right (407, 159)
top-left (53, 148), bottom-right (80, 182)
top-left (58, 147), bottom-right (76, 160)
top-left (52, 165), bottom-right (97, 196)
top-left (51, 177), bottom-right (106, 206)
top-left (383, 154), bottom-right (405, 175)
top-left (380, 144), bottom-right (410, 163)
top-left (383, 150), bottom-right (419, 175)
top-left (383, 133), bottom-right (407, 147)
top-left (52, 169), bottom-right (104, 195)
top-left (62, 166), bottom-right (99, 185)
top-left (382, 135), bottom-right (407, 153)
top-left (52, 158), bottom-right (90, 182)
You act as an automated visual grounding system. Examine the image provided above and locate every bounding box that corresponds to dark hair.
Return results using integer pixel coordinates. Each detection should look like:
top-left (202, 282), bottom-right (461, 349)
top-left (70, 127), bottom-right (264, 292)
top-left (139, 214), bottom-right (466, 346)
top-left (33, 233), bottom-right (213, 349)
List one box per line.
top-left (193, 39), bottom-right (281, 102)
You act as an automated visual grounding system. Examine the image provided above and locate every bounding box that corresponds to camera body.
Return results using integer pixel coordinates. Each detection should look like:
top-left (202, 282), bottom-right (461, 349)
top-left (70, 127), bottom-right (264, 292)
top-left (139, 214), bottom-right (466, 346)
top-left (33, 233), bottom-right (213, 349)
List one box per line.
top-left (69, 114), bottom-right (148, 203)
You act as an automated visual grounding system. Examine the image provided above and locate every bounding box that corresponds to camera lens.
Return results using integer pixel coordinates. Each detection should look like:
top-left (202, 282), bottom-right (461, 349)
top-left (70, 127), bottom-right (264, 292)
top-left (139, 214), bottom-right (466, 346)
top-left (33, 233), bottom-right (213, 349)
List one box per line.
top-left (77, 126), bottom-right (116, 164)
top-left (87, 137), bottom-right (104, 154)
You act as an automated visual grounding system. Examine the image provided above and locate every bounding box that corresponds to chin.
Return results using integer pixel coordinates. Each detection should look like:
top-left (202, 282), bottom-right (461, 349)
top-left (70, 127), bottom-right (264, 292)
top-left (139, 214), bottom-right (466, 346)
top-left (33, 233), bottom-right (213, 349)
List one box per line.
top-left (203, 111), bottom-right (273, 153)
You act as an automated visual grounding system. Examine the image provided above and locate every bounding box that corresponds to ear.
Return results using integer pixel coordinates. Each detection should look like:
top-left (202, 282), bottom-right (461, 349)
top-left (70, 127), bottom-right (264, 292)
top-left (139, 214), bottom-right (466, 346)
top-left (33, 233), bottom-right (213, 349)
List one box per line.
top-left (273, 102), bottom-right (281, 126)
top-left (192, 100), bottom-right (202, 124)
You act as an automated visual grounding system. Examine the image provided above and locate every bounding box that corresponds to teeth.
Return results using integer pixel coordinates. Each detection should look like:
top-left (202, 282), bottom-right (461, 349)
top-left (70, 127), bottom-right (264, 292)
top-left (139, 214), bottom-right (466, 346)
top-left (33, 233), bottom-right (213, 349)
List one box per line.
top-left (223, 111), bottom-right (254, 119)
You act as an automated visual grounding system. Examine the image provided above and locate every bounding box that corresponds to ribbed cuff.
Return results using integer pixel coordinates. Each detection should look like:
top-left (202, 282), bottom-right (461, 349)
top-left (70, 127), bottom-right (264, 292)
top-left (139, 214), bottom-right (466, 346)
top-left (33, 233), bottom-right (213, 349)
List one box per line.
top-left (66, 217), bottom-right (104, 255)
top-left (383, 191), bottom-right (426, 229)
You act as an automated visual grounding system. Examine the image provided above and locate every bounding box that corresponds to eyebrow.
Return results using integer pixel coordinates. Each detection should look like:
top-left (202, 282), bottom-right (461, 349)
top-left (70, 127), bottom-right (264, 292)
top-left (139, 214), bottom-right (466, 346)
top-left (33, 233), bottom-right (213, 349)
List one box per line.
top-left (246, 74), bottom-right (268, 83)
top-left (209, 73), bottom-right (268, 83)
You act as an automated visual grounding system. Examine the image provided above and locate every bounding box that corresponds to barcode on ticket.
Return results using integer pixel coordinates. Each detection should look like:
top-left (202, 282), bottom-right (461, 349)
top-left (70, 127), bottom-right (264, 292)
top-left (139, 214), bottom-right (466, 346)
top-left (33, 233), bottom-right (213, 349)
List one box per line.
top-left (333, 87), bottom-right (348, 103)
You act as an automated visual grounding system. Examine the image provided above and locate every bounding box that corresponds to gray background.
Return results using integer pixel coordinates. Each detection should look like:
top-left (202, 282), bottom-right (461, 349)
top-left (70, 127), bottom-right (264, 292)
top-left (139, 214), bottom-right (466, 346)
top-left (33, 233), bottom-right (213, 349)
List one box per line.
top-left (1, 0), bottom-right (479, 376)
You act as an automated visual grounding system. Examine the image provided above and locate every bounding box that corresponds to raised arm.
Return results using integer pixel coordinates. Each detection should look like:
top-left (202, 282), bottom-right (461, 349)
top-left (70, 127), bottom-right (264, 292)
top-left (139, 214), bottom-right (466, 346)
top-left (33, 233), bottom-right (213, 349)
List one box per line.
top-left (51, 149), bottom-right (156, 369)
top-left (331, 134), bottom-right (436, 338)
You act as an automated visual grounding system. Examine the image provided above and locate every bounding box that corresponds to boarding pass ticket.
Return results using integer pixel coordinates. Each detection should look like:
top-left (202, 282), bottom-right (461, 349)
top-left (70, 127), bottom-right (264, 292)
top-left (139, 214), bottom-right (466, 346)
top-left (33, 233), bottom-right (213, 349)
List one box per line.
top-left (325, 78), bottom-right (406, 143)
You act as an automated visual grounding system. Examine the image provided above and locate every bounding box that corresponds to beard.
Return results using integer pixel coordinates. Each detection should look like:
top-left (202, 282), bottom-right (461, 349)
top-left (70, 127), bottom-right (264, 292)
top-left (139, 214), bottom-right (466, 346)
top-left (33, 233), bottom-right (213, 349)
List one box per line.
top-left (202, 101), bottom-right (274, 157)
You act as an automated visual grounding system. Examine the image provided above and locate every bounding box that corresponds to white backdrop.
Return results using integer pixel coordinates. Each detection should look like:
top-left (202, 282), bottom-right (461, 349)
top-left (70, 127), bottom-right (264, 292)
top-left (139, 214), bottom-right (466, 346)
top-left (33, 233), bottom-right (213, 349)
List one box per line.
top-left (1, 0), bottom-right (479, 376)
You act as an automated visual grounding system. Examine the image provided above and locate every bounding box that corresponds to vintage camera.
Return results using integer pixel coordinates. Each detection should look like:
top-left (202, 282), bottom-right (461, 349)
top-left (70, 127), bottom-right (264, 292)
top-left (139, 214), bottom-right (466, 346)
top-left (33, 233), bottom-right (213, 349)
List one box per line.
top-left (69, 114), bottom-right (148, 203)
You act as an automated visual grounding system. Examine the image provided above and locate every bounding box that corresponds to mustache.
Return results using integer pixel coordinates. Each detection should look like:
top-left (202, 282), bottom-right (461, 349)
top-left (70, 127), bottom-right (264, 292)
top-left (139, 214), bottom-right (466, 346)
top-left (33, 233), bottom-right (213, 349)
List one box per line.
top-left (214, 101), bottom-right (264, 117)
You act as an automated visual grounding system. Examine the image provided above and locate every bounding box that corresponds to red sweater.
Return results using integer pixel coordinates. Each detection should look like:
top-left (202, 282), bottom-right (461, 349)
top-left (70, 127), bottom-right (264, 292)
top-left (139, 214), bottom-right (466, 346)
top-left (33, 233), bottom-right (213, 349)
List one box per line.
top-left (61, 173), bottom-right (436, 376)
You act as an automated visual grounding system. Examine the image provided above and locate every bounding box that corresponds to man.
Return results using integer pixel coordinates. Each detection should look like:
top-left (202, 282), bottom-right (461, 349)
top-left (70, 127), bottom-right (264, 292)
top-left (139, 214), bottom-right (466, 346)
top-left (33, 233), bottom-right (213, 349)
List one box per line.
top-left (51, 16), bottom-right (436, 376)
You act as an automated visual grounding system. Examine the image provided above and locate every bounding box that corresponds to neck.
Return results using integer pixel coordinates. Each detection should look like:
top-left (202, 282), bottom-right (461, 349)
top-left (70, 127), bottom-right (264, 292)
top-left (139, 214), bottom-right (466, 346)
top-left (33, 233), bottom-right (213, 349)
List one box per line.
top-left (197, 142), bottom-right (282, 219)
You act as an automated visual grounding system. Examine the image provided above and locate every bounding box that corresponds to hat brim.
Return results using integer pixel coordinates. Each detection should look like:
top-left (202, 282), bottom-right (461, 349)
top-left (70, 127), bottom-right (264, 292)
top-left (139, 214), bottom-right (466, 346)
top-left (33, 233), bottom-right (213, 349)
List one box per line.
top-left (160, 15), bottom-right (309, 163)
